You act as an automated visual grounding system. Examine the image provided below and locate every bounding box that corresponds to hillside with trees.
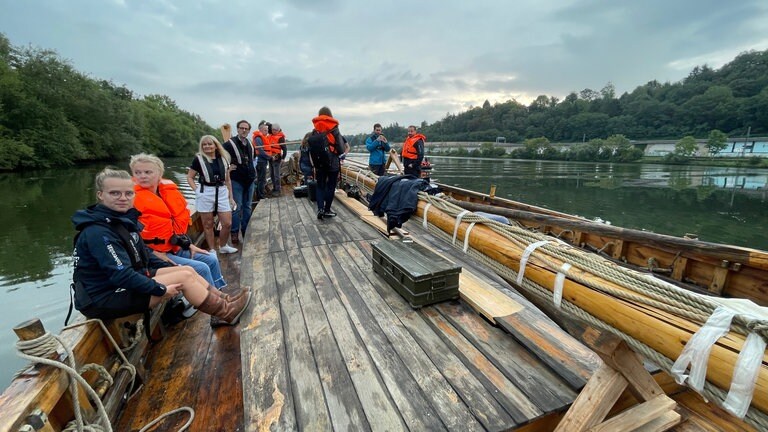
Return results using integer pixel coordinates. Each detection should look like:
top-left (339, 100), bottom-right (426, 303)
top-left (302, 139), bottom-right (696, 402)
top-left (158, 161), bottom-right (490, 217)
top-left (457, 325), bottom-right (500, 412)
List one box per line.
top-left (0, 34), bottom-right (215, 170)
top-left (349, 49), bottom-right (767, 147)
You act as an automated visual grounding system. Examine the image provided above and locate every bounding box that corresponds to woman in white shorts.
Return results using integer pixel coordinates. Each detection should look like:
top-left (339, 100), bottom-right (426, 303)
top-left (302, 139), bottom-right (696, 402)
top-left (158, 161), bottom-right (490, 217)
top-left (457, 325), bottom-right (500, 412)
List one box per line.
top-left (187, 135), bottom-right (238, 254)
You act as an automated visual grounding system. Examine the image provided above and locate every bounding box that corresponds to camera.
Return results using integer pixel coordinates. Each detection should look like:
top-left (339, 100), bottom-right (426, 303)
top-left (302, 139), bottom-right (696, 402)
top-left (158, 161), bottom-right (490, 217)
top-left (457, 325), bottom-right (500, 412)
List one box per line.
top-left (170, 234), bottom-right (191, 250)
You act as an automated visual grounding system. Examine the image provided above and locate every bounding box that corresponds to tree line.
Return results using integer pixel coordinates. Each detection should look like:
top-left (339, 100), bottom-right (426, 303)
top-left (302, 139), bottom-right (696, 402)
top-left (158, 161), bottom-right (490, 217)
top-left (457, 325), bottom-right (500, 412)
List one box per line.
top-left (0, 33), bottom-right (215, 171)
top-left (349, 49), bottom-right (767, 149)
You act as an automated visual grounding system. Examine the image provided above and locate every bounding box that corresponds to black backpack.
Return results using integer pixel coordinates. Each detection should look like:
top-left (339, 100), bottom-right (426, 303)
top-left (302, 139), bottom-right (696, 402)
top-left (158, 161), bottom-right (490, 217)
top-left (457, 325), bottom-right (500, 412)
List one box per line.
top-left (308, 129), bottom-right (334, 170)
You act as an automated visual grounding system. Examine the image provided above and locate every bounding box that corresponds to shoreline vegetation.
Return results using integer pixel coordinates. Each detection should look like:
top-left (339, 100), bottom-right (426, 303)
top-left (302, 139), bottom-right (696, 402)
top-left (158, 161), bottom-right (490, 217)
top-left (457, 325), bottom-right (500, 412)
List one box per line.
top-left (2, 32), bottom-right (767, 171)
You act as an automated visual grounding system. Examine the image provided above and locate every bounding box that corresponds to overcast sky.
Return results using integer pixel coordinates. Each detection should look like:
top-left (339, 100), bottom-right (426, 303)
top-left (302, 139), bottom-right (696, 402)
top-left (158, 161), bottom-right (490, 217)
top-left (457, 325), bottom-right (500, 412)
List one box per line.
top-left (1, 0), bottom-right (767, 139)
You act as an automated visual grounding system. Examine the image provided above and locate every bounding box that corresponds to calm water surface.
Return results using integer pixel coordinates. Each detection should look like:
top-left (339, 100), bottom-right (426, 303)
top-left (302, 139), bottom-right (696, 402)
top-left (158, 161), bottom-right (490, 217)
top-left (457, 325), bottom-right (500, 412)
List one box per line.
top-left (1, 156), bottom-right (767, 388)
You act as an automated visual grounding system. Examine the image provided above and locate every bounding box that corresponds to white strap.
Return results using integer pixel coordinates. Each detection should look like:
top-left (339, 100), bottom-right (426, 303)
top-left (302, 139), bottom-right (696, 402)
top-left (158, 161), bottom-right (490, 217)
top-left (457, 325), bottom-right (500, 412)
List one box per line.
top-left (356, 171), bottom-right (362, 189)
top-left (453, 210), bottom-right (470, 244)
top-left (422, 203), bottom-right (432, 229)
top-left (722, 331), bottom-right (767, 418)
top-left (553, 263), bottom-right (571, 308)
top-left (671, 306), bottom-right (735, 392)
top-left (516, 240), bottom-right (549, 285)
top-left (462, 222), bottom-right (476, 253)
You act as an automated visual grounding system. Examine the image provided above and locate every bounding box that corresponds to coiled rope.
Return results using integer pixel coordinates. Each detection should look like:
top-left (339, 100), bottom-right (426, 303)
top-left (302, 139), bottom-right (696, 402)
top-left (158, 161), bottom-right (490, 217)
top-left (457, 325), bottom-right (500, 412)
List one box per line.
top-left (15, 318), bottom-right (194, 432)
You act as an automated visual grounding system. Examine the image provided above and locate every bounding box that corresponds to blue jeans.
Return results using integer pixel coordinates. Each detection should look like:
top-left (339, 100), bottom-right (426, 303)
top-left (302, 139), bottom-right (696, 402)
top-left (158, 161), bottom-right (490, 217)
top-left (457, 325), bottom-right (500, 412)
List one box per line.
top-left (316, 170), bottom-right (339, 212)
top-left (255, 158), bottom-right (268, 199)
top-left (169, 249), bottom-right (226, 289)
top-left (231, 180), bottom-right (254, 235)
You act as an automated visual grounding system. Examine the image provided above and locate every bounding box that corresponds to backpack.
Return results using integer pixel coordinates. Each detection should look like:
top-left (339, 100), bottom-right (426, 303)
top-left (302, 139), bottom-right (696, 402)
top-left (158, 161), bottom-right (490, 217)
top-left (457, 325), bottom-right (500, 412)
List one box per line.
top-left (308, 129), bottom-right (334, 170)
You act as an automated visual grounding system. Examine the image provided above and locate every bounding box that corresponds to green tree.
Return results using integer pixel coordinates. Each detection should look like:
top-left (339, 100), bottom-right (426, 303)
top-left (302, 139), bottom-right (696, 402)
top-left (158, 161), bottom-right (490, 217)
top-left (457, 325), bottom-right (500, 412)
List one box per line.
top-left (674, 136), bottom-right (699, 157)
top-left (706, 129), bottom-right (728, 156)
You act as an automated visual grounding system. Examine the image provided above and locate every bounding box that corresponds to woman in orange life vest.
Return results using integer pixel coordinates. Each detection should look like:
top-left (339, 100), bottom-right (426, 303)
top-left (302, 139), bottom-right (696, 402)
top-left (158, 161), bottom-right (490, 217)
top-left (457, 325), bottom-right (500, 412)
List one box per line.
top-left (130, 153), bottom-right (227, 290)
top-left (401, 125), bottom-right (426, 177)
top-left (310, 106), bottom-right (347, 220)
top-left (186, 135), bottom-right (237, 254)
top-left (72, 168), bottom-right (250, 326)
top-left (266, 123), bottom-right (287, 196)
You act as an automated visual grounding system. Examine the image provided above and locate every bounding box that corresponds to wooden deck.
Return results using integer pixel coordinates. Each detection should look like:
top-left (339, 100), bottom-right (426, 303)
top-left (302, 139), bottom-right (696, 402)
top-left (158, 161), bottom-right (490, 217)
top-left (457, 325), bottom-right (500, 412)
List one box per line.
top-left (239, 193), bottom-right (586, 431)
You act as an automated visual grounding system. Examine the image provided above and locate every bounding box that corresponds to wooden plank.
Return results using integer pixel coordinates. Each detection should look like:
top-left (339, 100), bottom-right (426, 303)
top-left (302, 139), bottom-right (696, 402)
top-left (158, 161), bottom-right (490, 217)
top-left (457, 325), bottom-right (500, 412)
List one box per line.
top-left (710, 266), bottom-right (729, 295)
top-left (296, 246), bottom-right (370, 430)
top-left (240, 253), bottom-right (297, 431)
top-left (371, 277), bottom-right (515, 430)
top-left (458, 270), bottom-right (523, 322)
top-left (268, 196), bottom-right (285, 253)
top-left (296, 198), bottom-right (327, 246)
top-left (635, 410), bottom-right (682, 431)
top-left (672, 256), bottom-right (690, 281)
top-left (672, 391), bottom-right (758, 432)
top-left (242, 199), bottom-right (271, 260)
top-left (342, 241), bottom-right (485, 431)
top-left (331, 191), bottom-right (380, 241)
top-left (420, 306), bottom-right (543, 423)
top-left (327, 243), bottom-right (448, 431)
top-left (603, 341), bottom-right (664, 402)
top-left (311, 245), bottom-right (410, 430)
top-left (118, 309), bottom-right (213, 431)
top-left (437, 302), bottom-right (577, 411)
top-left (278, 250), bottom-right (332, 430)
top-left (554, 363), bottom-right (628, 432)
top-left (277, 197), bottom-right (299, 251)
top-left (589, 394), bottom-right (676, 432)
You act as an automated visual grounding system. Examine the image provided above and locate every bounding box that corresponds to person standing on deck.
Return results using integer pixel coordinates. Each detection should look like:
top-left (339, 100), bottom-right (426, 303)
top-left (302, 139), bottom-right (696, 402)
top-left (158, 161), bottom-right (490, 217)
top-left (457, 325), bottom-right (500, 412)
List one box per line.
top-left (310, 106), bottom-right (347, 220)
top-left (187, 135), bottom-right (238, 254)
top-left (299, 131), bottom-right (314, 183)
top-left (130, 153), bottom-right (227, 290)
top-left (267, 123), bottom-right (288, 196)
top-left (222, 120), bottom-right (256, 245)
top-left (252, 121), bottom-right (270, 201)
top-left (365, 123), bottom-right (390, 176)
top-left (72, 168), bottom-right (251, 326)
top-left (401, 125), bottom-right (426, 177)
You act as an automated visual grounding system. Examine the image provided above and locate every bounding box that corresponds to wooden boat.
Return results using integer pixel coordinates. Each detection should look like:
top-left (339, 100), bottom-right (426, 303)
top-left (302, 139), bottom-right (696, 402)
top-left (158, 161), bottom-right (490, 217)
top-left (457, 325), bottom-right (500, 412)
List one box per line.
top-left (2, 158), bottom-right (766, 431)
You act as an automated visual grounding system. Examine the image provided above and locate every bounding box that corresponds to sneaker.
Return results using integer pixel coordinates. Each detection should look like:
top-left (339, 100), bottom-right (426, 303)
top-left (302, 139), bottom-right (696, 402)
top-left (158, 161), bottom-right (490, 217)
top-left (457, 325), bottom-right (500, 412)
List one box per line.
top-left (317, 210), bottom-right (324, 220)
top-left (208, 249), bottom-right (217, 255)
top-left (219, 245), bottom-right (238, 254)
top-left (323, 210), bottom-right (337, 218)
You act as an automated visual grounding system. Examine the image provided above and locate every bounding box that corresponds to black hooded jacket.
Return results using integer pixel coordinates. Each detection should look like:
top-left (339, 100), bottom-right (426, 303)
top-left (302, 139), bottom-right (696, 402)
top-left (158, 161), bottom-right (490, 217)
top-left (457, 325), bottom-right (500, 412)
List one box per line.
top-left (72, 204), bottom-right (171, 309)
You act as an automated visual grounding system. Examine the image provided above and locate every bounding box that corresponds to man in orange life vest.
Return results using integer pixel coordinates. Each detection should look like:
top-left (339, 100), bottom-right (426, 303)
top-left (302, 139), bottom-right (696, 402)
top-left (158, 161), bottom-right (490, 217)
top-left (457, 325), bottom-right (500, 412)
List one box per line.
top-left (401, 125), bottom-right (426, 177)
top-left (252, 121), bottom-right (270, 200)
top-left (266, 123), bottom-right (287, 197)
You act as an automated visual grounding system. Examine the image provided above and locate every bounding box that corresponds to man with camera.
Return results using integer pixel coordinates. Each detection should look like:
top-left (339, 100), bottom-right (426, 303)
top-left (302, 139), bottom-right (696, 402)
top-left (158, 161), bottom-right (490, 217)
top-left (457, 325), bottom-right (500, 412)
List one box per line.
top-left (365, 123), bottom-right (391, 176)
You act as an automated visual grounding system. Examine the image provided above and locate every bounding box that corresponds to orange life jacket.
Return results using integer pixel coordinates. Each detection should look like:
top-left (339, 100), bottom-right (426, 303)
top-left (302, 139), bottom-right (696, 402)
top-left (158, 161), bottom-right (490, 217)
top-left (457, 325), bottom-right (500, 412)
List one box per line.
top-left (133, 179), bottom-right (191, 253)
top-left (251, 130), bottom-right (268, 152)
top-left (311, 115), bottom-right (339, 154)
top-left (402, 133), bottom-right (426, 159)
top-left (264, 132), bottom-right (283, 156)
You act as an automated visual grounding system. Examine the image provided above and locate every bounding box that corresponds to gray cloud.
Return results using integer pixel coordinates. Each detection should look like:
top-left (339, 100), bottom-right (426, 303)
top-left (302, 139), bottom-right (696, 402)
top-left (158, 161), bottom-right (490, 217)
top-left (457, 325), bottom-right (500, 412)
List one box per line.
top-left (1, 0), bottom-right (766, 137)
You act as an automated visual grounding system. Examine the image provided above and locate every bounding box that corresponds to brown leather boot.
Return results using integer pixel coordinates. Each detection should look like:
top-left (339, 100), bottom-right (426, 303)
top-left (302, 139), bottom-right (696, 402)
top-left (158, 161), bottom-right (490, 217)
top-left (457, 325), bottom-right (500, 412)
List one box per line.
top-left (198, 290), bottom-right (252, 327)
top-left (210, 286), bottom-right (251, 303)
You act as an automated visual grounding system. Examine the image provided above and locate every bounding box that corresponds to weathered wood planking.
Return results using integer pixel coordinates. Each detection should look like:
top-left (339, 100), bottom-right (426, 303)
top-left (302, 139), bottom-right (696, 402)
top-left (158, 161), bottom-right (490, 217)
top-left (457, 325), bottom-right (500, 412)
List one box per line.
top-left (277, 197), bottom-right (299, 251)
top-left (309, 245), bottom-right (408, 430)
top-left (279, 249), bottom-right (332, 430)
top-left (327, 243), bottom-right (447, 431)
top-left (404, 220), bottom-right (600, 390)
top-left (268, 196), bottom-right (285, 253)
top-left (295, 246), bottom-right (371, 430)
top-left (240, 250), bottom-right (297, 430)
top-left (341, 241), bottom-right (486, 431)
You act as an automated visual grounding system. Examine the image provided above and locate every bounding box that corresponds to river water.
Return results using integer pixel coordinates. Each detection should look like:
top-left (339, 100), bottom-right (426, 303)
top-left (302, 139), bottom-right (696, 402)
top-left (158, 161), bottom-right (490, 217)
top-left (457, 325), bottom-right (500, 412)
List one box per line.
top-left (0, 156), bottom-right (766, 388)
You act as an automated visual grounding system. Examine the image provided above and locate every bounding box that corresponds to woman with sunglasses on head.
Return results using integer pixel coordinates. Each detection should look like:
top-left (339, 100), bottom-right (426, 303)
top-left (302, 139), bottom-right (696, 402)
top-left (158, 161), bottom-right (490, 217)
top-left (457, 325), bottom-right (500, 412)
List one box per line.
top-left (71, 167), bottom-right (250, 325)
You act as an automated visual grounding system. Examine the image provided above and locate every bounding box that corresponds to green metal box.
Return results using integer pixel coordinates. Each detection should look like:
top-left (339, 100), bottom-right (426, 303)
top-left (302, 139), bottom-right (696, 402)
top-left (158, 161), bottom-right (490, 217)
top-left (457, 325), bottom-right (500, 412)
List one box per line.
top-left (371, 240), bottom-right (462, 308)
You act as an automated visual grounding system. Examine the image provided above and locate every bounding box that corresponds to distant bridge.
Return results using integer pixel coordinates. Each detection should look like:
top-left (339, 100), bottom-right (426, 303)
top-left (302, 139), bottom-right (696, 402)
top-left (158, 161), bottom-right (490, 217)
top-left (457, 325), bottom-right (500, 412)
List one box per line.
top-left (348, 137), bottom-right (768, 158)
